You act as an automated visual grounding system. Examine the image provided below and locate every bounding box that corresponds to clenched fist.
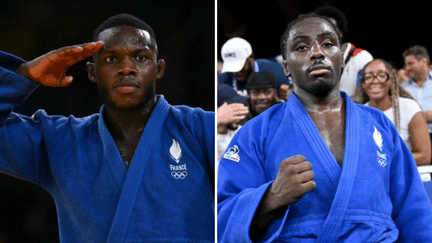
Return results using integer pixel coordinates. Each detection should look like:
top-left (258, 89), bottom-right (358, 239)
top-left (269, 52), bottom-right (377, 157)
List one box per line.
top-left (267, 155), bottom-right (316, 209)
top-left (250, 155), bottom-right (315, 241)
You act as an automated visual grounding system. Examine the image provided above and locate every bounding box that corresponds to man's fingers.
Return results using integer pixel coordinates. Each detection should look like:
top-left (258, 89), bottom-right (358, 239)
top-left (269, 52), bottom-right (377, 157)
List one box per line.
top-left (301, 180), bottom-right (316, 192)
top-left (299, 170), bottom-right (314, 183)
top-left (281, 155), bottom-right (306, 165)
top-left (59, 76), bottom-right (74, 86)
top-left (68, 41), bottom-right (104, 63)
top-left (295, 161), bottom-right (312, 173)
top-left (79, 41), bottom-right (104, 58)
top-left (51, 41), bottom-right (104, 65)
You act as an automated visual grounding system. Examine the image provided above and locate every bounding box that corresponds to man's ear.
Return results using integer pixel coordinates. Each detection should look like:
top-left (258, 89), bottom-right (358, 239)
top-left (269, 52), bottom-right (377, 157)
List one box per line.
top-left (156, 59), bottom-right (166, 80)
top-left (283, 60), bottom-right (291, 77)
top-left (86, 62), bottom-right (97, 83)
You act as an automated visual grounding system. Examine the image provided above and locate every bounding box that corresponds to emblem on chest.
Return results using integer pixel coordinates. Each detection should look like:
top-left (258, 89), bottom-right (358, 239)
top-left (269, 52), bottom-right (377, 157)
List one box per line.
top-left (169, 139), bottom-right (188, 179)
top-left (373, 127), bottom-right (387, 167)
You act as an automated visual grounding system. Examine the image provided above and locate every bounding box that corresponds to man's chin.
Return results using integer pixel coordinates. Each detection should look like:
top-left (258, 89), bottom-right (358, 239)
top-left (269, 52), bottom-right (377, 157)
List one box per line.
top-left (104, 99), bottom-right (145, 112)
top-left (309, 81), bottom-right (336, 98)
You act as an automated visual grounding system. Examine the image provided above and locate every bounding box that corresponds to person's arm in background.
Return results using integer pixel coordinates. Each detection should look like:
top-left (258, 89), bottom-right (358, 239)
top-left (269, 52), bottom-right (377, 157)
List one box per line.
top-left (409, 112), bottom-right (431, 165)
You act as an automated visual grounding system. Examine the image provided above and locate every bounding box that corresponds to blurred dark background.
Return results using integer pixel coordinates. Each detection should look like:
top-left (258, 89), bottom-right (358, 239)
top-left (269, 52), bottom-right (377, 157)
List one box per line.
top-left (218, 0), bottom-right (432, 70)
top-left (0, 1), bottom-right (214, 242)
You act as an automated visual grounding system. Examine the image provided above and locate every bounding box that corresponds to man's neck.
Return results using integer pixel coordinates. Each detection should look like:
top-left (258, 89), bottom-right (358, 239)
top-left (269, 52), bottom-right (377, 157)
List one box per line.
top-left (294, 87), bottom-right (343, 113)
top-left (103, 98), bottom-right (156, 139)
top-left (415, 70), bottom-right (429, 86)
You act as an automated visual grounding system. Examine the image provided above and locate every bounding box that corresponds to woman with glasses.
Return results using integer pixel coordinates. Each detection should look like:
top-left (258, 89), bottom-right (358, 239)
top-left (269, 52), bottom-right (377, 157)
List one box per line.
top-left (360, 59), bottom-right (431, 167)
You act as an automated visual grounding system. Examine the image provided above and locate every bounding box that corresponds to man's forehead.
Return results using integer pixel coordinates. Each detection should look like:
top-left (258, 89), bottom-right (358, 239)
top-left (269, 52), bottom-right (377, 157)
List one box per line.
top-left (98, 26), bottom-right (153, 47)
top-left (288, 17), bottom-right (337, 41)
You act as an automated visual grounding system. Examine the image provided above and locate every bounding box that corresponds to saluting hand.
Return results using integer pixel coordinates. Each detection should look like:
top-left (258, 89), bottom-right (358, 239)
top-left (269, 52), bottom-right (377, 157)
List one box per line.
top-left (15, 41), bottom-right (104, 87)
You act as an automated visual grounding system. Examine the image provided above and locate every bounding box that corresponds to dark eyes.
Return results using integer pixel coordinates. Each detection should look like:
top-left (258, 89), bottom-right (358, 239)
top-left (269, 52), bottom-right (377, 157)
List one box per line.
top-left (295, 45), bottom-right (308, 52)
top-left (135, 55), bottom-right (147, 61)
top-left (106, 56), bottom-right (116, 63)
top-left (294, 41), bottom-right (335, 52)
top-left (104, 55), bottom-right (148, 63)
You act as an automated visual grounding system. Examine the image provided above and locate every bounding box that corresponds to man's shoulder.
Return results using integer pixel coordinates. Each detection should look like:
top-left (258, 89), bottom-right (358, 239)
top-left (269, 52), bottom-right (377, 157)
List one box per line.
top-left (170, 104), bottom-right (214, 119)
top-left (241, 102), bottom-right (286, 131)
top-left (218, 72), bottom-right (234, 84)
top-left (355, 103), bottom-right (396, 131)
top-left (255, 58), bottom-right (284, 71)
top-left (166, 101), bottom-right (214, 132)
top-left (22, 109), bottom-right (100, 137)
top-left (34, 109), bottom-right (99, 124)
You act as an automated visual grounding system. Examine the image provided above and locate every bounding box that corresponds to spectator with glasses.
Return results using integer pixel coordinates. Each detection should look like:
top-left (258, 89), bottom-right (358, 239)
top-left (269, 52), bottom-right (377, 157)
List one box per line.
top-left (360, 59), bottom-right (431, 168)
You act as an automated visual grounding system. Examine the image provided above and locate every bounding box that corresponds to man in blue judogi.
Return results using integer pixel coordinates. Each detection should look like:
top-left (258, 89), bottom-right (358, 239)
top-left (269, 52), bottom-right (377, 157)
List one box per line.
top-left (218, 13), bottom-right (432, 242)
top-left (0, 14), bottom-right (214, 243)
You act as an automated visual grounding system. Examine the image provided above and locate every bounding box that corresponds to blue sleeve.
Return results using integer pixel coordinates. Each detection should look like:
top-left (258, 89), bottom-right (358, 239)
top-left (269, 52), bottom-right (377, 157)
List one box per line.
top-left (194, 110), bottom-right (215, 174)
top-left (388, 121), bottom-right (432, 241)
top-left (218, 72), bottom-right (233, 86)
top-left (0, 51), bottom-right (47, 184)
top-left (178, 106), bottom-right (215, 178)
top-left (205, 112), bottom-right (215, 173)
top-left (217, 118), bottom-right (288, 243)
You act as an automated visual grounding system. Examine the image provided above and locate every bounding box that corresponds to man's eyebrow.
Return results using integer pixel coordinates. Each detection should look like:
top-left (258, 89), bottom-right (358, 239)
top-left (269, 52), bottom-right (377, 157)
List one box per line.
top-left (291, 31), bottom-right (337, 42)
top-left (291, 35), bottom-right (311, 43)
top-left (317, 31), bottom-right (338, 39)
top-left (99, 47), bottom-right (151, 54)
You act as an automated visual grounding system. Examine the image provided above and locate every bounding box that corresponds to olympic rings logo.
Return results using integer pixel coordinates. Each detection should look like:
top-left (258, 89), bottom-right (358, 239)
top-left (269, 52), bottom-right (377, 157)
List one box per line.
top-left (378, 158), bottom-right (387, 167)
top-left (171, 171), bottom-right (188, 179)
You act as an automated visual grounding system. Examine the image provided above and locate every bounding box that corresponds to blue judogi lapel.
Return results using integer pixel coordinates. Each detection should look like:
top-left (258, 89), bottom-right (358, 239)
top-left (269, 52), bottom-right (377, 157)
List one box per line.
top-left (287, 93), bottom-right (341, 189)
top-left (287, 92), bottom-right (360, 242)
top-left (98, 96), bottom-right (170, 243)
top-left (318, 92), bottom-right (360, 242)
top-left (98, 112), bottom-right (127, 190)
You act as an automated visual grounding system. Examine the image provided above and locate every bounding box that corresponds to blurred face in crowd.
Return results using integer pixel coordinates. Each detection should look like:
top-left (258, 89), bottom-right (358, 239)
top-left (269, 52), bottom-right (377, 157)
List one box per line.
top-left (361, 60), bottom-right (392, 101)
top-left (233, 56), bottom-right (254, 83)
top-left (404, 54), bottom-right (428, 81)
top-left (249, 88), bottom-right (278, 114)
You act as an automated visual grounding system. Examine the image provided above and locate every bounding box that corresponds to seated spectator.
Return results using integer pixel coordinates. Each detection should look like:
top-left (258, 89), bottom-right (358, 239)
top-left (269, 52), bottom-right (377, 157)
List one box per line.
top-left (401, 45), bottom-right (432, 143)
top-left (243, 71), bottom-right (283, 122)
top-left (218, 37), bottom-right (291, 99)
top-left (359, 59), bottom-right (431, 171)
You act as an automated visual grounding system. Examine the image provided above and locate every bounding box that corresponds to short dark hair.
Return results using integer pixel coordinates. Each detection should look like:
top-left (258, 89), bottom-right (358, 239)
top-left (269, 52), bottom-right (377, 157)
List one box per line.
top-left (403, 45), bottom-right (430, 64)
top-left (314, 5), bottom-right (348, 36)
top-left (280, 13), bottom-right (342, 60)
top-left (92, 13), bottom-right (157, 44)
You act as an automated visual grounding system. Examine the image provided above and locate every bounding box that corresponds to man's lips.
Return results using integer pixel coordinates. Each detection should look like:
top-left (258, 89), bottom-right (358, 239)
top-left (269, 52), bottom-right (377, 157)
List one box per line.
top-left (114, 77), bottom-right (139, 94)
top-left (307, 65), bottom-right (331, 75)
top-left (310, 69), bottom-right (330, 75)
top-left (115, 86), bottom-right (138, 94)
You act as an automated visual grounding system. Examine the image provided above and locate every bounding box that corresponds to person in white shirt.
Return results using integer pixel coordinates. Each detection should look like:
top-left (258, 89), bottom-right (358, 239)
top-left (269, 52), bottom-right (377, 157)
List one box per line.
top-left (360, 59), bottom-right (431, 169)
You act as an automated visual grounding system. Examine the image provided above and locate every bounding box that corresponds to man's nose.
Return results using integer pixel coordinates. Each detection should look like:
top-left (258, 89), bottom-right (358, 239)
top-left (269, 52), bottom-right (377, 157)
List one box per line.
top-left (117, 57), bottom-right (137, 75)
top-left (310, 42), bottom-right (324, 61)
top-left (257, 92), bottom-right (266, 99)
